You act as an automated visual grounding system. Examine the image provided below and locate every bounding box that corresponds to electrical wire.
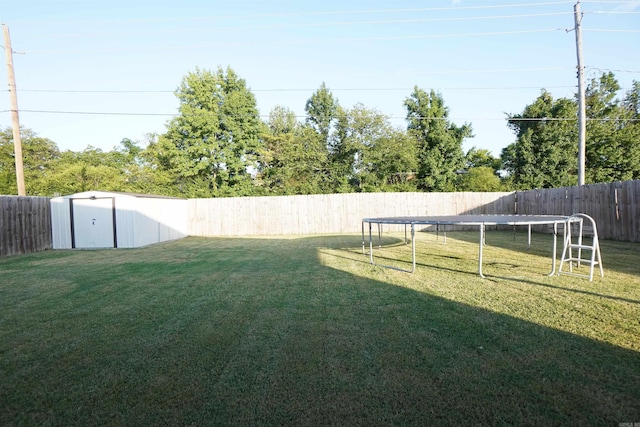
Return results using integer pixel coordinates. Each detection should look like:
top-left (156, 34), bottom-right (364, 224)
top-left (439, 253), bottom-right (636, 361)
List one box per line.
top-left (587, 10), bottom-right (640, 14)
top-left (11, 2), bottom-right (576, 25)
top-left (12, 110), bottom-right (639, 122)
top-left (18, 110), bottom-right (175, 116)
top-left (17, 90), bottom-right (174, 94)
top-left (581, 0), bottom-right (640, 4)
top-left (30, 12), bottom-right (575, 38)
top-left (11, 67), bottom-right (575, 93)
top-left (584, 28), bottom-right (640, 32)
top-left (24, 28), bottom-right (564, 54)
top-left (588, 67), bottom-right (640, 74)
top-left (13, 85), bottom-right (577, 94)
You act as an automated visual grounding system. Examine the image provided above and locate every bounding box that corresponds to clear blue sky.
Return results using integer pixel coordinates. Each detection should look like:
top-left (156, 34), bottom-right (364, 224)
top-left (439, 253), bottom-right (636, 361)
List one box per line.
top-left (1, 0), bottom-right (638, 157)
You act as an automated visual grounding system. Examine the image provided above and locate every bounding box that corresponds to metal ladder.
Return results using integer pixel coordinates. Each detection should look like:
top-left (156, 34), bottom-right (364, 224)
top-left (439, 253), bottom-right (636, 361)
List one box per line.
top-left (558, 213), bottom-right (603, 281)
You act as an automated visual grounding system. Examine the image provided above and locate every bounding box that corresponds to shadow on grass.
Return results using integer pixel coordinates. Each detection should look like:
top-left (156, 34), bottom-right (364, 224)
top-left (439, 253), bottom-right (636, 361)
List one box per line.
top-left (438, 227), bottom-right (638, 277)
top-left (0, 235), bottom-right (639, 425)
top-left (364, 230), bottom-right (640, 311)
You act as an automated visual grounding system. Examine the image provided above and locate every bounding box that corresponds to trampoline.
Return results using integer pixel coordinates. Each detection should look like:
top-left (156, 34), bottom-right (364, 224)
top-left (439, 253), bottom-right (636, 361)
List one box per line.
top-left (362, 215), bottom-right (574, 277)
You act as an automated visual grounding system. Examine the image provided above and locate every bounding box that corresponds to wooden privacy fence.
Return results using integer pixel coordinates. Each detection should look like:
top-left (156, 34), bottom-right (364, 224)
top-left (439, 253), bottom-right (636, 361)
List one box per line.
top-left (515, 180), bottom-right (640, 242)
top-left (0, 196), bottom-right (52, 257)
top-left (188, 192), bottom-right (516, 236)
top-left (189, 181), bottom-right (639, 241)
top-left (1, 180), bottom-right (638, 258)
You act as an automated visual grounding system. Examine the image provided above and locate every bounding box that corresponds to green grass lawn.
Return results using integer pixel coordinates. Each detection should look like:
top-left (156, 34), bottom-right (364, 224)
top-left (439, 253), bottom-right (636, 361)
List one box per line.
top-left (1, 231), bottom-right (639, 426)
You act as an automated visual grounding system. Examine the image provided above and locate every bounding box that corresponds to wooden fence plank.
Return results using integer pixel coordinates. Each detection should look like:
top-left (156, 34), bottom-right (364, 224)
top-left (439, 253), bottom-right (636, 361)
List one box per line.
top-left (186, 183), bottom-right (638, 241)
top-left (187, 192), bottom-right (516, 237)
top-left (0, 196), bottom-right (52, 257)
top-left (515, 180), bottom-right (640, 242)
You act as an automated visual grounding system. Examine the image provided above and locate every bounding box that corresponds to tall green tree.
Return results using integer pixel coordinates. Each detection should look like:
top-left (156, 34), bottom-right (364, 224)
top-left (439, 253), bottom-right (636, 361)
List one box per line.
top-left (304, 83), bottom-right (343, 191)
top-left (0, 127), bottom-right (60, 196)
top-left (330, 104), bottom-right (417, 192)
top-left (305, 82), bottom-right (340, 146)
top-left (151, 67), bottom-right (263, 197)
top-left (502, 90), bottom-right (578, 189)
top-left (404, 87), bottom-right (472, 191)
top-left (503, 74), bottom-right (640, 188)
top-left (330, 104), bottom-right (381, 191)
top-left (258, 106), bottom-right (331, 195)
top-left (364, 129), bottom-right (418, 192)
top-left (585, 73), bottom-right (640, 183)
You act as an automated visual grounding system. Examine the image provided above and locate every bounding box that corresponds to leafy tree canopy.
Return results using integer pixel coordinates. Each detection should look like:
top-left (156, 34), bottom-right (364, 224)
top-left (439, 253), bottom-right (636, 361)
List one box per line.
top-left (404, 87), bottom-right (472, 191)
top-left (8, 70), bottom-right (637, 197)
top-left (305, 82), bottom-right (340, 145)
top-left (457, 167), bottom-right (503, 192)
top-left (585, 73), bottom-right (640, 183)
top-left (151, 66), bottom-right (263, 197)
top-left (503, 90), bottom-right (578, 189)
top-left (0, 127), bottom-right (60, 196)
top-left (258, 106), bottom-right (331, 195)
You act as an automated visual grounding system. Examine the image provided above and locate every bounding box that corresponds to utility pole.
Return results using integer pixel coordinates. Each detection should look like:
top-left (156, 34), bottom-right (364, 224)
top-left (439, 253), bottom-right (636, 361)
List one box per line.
top-left (574, 1), bottom-right (586, 186)
top-left (3, 24), bottom-right (26, 196)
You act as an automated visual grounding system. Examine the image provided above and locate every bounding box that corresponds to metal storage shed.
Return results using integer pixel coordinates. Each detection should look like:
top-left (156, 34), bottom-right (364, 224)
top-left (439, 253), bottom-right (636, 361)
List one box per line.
top-left (50, 191), bottom-right (188, 249)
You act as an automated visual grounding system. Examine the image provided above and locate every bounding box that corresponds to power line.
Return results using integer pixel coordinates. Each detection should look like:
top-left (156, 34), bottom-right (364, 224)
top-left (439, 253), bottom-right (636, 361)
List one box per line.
top-left (18, 110), bottom-right (175, 116)
top-left (16, 24), bottom-right (637, 54)
top-left (30, 12), bottom-right (575, 38)
top-left (24, 28), bottom-right (564, 54)
top-left (12, 110), bottom-right (639, 123)
top-left (12, 67), bottom-right (574, 91)
top-left (410, 66), bottom-right (573, 75)
top-left (583, 28), bottom-right (640, 32)
top-left (11, 2), bottom-right (576, 25)
top-left (17, 89), bottom-right (174, 93)
top-left (587, 10), bottom-right (640, 14)
top-left (587, 67), bottom-right (640, 74)
top-left (582, 0), bottom-right (640, 5)
top-left (13, 85), bottom-right (577, 94)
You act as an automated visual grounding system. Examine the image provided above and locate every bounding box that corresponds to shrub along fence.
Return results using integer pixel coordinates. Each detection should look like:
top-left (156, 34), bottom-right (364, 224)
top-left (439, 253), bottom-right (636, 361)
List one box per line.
top-left (0, 196), bottom-right (52, 257)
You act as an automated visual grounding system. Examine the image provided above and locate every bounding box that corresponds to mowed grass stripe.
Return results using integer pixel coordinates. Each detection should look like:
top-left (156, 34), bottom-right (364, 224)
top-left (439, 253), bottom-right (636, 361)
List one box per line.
top-left (0, 233), bottom-right (639, 425)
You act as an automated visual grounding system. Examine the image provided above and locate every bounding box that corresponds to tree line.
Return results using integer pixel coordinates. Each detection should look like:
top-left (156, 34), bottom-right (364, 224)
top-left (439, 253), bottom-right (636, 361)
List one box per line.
top-left (1, 67), bottom-right (638, 197)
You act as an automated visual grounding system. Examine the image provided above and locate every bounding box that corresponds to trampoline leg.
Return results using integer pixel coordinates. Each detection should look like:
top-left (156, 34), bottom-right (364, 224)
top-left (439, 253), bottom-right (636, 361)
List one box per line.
top-left (367, 221), bottom-right (416, 273)
top-left (404, 224), bottom-right (408, 245)
top-left (548, 222), bottom-right (559, 276)
top-left (411, 224), bottom-right (416, 273)
top-left (361, 221), bottom-right (365, 255)
top-left (479, 224), bottom-right (485, 278)
top-left (369, 223), bottom-right (374, 265)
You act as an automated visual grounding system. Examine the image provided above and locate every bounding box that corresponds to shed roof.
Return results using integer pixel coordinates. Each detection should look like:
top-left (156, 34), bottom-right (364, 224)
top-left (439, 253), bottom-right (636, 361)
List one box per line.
top-left (52, 191), bottom-right (184, 200)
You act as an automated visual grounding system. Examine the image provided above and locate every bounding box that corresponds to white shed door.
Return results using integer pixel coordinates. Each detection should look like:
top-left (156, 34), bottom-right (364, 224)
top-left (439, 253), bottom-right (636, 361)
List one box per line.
top-left (72, 198), bottom-right (115, 248)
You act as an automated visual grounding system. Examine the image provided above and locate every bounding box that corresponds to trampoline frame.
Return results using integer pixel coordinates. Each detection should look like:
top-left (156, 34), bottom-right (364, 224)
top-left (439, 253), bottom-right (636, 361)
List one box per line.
top-left (361, 215), bottom-right (575, 278)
